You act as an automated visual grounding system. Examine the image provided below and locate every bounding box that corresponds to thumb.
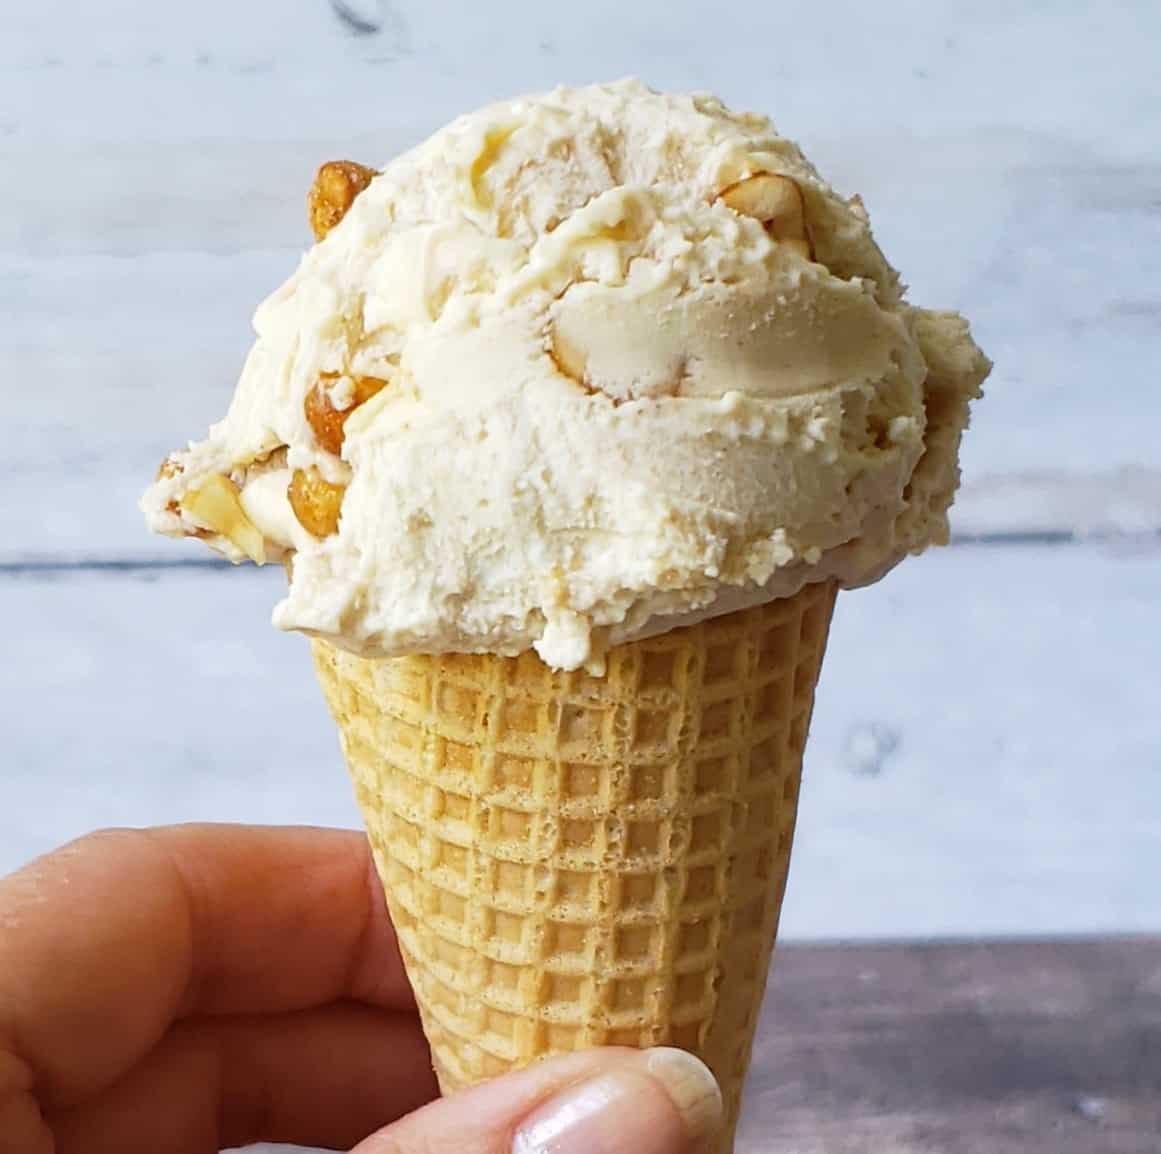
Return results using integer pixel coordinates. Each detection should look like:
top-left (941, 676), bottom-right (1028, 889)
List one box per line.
top-left (352, 1046), bottom-right (723, 1154)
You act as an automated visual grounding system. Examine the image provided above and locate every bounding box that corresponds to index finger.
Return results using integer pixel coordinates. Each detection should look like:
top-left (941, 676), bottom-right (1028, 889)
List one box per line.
top-left (0, 823), bottom-right (411, 1108)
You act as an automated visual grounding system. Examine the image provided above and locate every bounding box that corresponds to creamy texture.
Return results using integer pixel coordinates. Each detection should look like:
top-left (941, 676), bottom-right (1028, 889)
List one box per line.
top-left (142, 80), bottom-right (990, 672)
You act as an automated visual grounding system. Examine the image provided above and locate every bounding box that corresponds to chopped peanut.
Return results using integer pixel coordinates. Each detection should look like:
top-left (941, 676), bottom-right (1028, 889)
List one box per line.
top-left (548, 326), bottom-right (588, 389)
top-left (718, 173), bottom-right (812, 256)
top-left (288, 467), bottom-right (346, 538)
top-left (156, 455), bottom-right (183, 481)
top-left (180, 474), bottom-right (266, 564)
top-left (307, 160), bottom-right (377, 241)
top-left (304, 374), bottom-right (389, 454)
top-left (304, 375), bottom-right (348, 456)
top-left (779, 237), bottom-right (812, 260)
top-left (349, 374), bottom-right (388, 410)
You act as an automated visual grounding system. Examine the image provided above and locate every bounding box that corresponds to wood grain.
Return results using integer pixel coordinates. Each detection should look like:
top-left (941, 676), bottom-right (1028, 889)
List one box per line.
top-left (3, 542), bottom-right (1158, 939)
top-left (3, 1), bottom-right (1161, 559)
top-left (738, 938), bottom-right (1161, 1154)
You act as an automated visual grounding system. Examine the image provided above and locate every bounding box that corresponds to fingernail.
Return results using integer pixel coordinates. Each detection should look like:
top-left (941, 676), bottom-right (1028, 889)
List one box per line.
top-left (512, 1048), bottom-right (722, 1154)
top-left (645, 1048), bottom-right (723, 1144)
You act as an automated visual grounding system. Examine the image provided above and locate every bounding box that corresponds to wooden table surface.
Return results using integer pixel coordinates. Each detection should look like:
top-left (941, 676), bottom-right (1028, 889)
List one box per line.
top-left (4, 3), bottom-right (1160, 1151)
top-left (738, 937), bottom-right (1161, 1154)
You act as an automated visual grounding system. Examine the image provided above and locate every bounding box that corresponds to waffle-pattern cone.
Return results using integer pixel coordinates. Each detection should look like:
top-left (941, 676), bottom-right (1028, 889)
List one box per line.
top-left (313, 580), bottom-right (836, 1151)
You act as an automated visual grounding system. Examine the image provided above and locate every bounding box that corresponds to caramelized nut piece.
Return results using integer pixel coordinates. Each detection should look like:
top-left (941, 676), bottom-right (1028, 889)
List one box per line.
top-left (718, 173), bottom-right (812, 255)
top-left (548, 326), bottom-right (589, 388)
top-left (780, 237), bottom-right (812, 260)
top-left (156, 455), bottom-right (183, 481)
top-left (304, 374), bottom-right (389, 454)
top-left (288, 467), bottom-right (346, 538)
top-left (158, 456), bottom-right (207, 535)
top-left (308, 160), bottom-right (377, 241)
top-left (304, 375), bottom-right (348, 456)
top-left (180, 474), bottom-right (266, 564)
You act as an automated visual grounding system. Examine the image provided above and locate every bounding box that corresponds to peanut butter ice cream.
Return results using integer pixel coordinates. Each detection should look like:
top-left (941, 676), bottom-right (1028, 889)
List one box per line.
top-left (143, 79), bottom-right (990, 671)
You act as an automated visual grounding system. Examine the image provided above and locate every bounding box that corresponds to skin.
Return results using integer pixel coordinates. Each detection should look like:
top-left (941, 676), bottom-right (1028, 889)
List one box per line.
top-left (0, 825), bottom-right (435, 1152)
top-left (0, 825), bottom-right (700, 1154)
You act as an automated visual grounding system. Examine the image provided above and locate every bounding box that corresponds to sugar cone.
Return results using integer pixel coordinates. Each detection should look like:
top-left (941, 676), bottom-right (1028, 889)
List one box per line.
top-left (312, 579), bottom-right (836, 1151)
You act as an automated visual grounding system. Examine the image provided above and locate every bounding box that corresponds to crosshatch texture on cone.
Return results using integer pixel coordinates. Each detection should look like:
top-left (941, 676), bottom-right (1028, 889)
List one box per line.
top-left (312, 580), bottom-right (836, 1148)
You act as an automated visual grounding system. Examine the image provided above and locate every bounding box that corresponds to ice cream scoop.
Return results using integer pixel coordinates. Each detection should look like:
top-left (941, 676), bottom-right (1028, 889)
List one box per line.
top-left (142, 79), bottom-right (990, 672)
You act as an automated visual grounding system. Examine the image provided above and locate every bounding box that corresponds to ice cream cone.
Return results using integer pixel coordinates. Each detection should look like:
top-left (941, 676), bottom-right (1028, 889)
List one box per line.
top-left (142, 79), bottom-right (990, 1154)
top-left (312, 578), bottom-right (837, 1151)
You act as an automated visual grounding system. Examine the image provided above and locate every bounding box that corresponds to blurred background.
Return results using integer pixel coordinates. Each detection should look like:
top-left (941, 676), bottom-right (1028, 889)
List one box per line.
top-left (3, 2), bottom-right (1159, 1151)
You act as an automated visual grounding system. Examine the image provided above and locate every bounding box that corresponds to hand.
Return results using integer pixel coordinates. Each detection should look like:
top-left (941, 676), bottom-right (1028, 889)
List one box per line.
top-left (0, 825), bottom-right (722, 1154)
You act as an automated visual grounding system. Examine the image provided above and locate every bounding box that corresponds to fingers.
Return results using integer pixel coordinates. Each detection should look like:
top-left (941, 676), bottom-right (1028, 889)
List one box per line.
top-left (144, 824), bottom-right (410, 1016)
top-left (354, 1047), bottom-right (723, 1154)
top-left (47, 1003), bottom-right (438, 1154)
top-left (0, 824), bottom-right (411, 1109)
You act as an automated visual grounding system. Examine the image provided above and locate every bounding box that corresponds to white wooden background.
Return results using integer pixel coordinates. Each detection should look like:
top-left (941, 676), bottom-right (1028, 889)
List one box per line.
top-left (4, 1), bottom-right (1160, 941)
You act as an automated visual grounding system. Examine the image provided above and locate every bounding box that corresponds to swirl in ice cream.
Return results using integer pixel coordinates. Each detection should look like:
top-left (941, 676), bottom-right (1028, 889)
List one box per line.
top-left (142, 79), bottom-right (990, 672)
